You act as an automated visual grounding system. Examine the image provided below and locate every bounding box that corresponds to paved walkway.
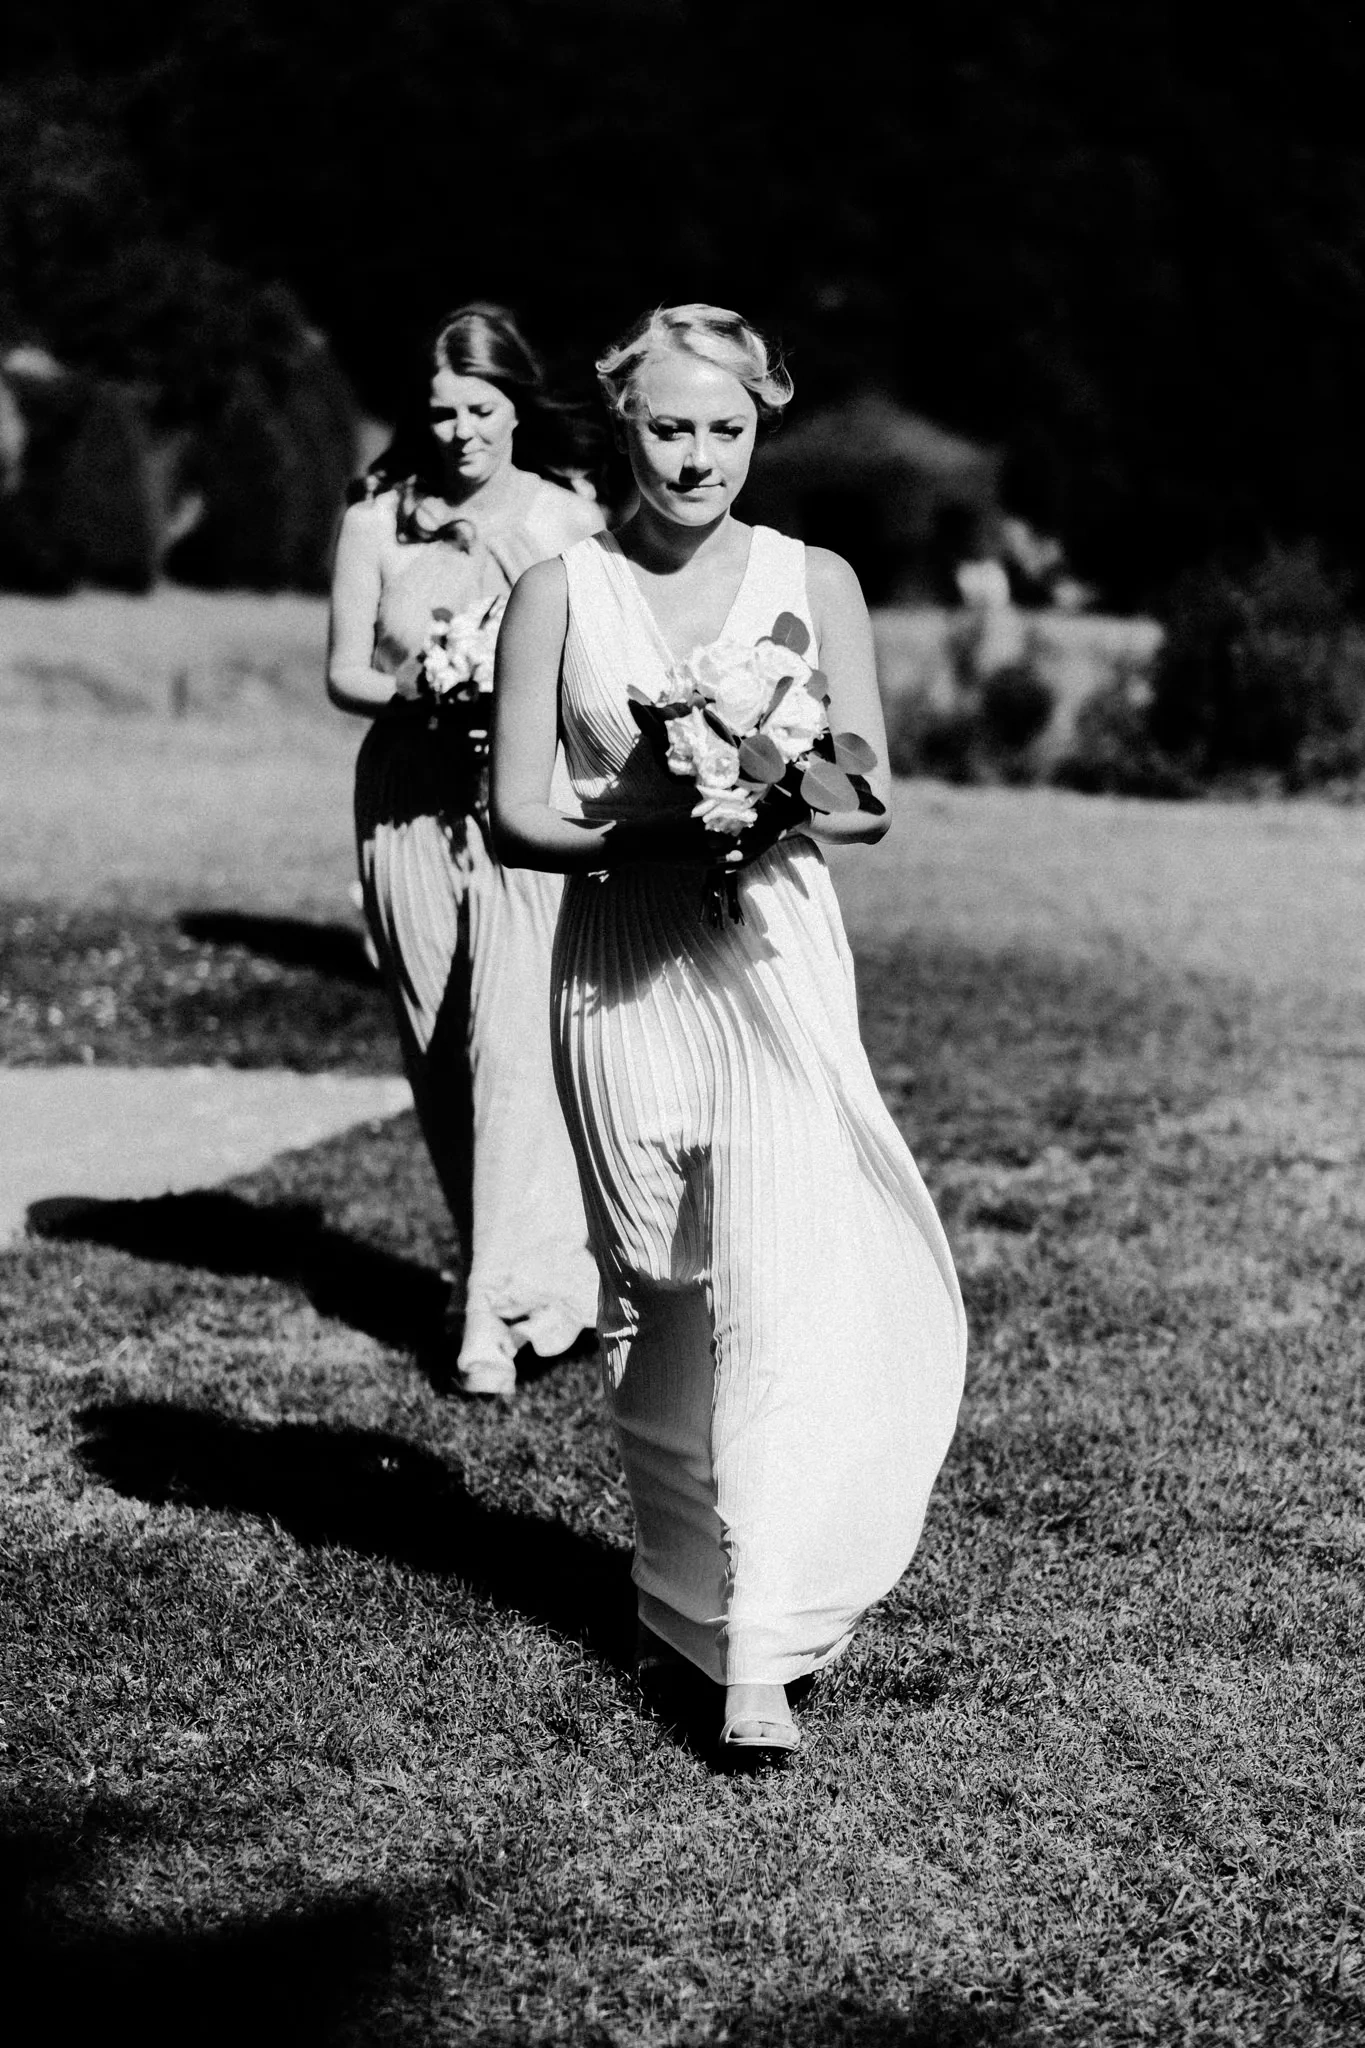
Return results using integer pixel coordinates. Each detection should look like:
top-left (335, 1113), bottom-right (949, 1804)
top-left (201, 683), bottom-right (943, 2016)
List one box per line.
top-left (0, 1066), bottom-right (413, 1246)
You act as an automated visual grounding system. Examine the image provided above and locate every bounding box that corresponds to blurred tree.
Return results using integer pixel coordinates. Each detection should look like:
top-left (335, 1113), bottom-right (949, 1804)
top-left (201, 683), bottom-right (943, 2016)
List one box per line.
top-left (56, 379), bottom-right (160, 590)
top-left (0, 76), bottom-right (358, 588)
top-left (2, 0), bottom-right (1364, 602)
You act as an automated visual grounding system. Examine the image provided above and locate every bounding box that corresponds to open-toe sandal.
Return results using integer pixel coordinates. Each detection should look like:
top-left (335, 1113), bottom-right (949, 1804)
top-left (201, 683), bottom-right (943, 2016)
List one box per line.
top-left (719, 1715), bottom-right (801, 1765)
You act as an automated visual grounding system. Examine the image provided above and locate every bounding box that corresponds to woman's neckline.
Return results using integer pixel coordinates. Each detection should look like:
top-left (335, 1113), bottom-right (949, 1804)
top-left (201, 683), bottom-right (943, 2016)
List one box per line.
top-left (606, 525), bottom-right (760, 666)
top-left (402, 465), bottom-right (539, 537)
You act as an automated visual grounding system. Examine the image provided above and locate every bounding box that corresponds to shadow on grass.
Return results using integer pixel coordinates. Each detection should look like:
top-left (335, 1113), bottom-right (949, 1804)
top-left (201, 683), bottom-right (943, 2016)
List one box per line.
top-left (29, 1189), bottom-right (450, 1367)
top-left (74, 1399), bottom-right (635, 1673)
top-left (711, 1992), bottom-right (1031, 2047)
top-left (1, 1801), bottom-right (410, 2048)
top-left (178, 909), bottom-right (378, 986)
top-left (2, 1798), bottom-right (1031, 2047)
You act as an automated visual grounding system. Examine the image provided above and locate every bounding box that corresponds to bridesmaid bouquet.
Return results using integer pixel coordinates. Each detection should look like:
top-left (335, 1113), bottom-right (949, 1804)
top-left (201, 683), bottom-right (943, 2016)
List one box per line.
top-left (416, 594), bottom-right (506, 727)
top-left (628, 611), bottom-right (883, 922)
top-left (408, 593), bottom-right (507, 815)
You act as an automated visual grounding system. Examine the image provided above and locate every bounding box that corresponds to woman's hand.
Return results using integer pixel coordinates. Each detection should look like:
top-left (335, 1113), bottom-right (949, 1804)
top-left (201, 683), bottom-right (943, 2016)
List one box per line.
top-left (391, 653), bottom-right (424, 702)
top-left (603, 812), bottom-right (745, 868)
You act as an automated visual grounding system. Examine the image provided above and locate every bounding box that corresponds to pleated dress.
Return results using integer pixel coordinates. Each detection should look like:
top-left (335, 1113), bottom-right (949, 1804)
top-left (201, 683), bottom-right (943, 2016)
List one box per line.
top-left (552, 526), bottom-right (968, 1686)
top-left (354, 472), bottom-right (599, 1356)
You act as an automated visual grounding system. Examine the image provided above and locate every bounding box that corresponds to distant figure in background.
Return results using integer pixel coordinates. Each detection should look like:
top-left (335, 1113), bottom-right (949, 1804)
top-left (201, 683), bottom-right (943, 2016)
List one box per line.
top-left (327, 303), bottom-right (602, 1396)
top-left (954, 543), bottom-right (1025, 680)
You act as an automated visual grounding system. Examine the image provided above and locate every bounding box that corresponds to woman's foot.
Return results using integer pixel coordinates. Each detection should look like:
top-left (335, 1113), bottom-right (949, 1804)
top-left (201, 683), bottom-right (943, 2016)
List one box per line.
top-left (455, 1308), bottom-right (518, 1400)
top-left (720, 1683), bottom-right (800, 1764)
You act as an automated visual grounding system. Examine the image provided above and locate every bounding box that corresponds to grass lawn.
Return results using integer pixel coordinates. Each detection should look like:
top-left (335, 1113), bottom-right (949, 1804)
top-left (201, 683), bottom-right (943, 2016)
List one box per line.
top-left (2, 668), bottom-right (1363, 2042)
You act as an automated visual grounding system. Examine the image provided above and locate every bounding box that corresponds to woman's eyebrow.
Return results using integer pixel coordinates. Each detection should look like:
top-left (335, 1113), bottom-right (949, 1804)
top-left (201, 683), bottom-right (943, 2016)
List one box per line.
top-left (645, 413), bottom-right (747, 427)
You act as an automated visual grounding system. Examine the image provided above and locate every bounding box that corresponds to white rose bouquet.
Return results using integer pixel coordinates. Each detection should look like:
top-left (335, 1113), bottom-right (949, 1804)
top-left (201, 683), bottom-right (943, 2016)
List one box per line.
top-left (627, 611), bottom-right (883, 922)
top-left (406, 593), bottom-right (506, 810)
top-left (417, 593), bottom-right (505, 717)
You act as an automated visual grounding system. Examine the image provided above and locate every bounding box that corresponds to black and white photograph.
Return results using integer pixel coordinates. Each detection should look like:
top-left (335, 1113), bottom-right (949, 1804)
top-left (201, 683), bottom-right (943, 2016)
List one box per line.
top-left (2, 5), bottom-right (1361, 2043)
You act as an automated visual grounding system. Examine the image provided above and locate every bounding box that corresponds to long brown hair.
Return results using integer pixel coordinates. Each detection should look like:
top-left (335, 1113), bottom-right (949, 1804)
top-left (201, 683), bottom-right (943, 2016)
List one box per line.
top-left (352, 303), bottom-right (601, 535)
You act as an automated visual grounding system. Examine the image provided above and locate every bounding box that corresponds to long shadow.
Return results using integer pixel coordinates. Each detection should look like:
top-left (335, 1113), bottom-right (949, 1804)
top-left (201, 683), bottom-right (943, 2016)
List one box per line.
top-left (4, 1797), bottom-right (1033, 2046)
top-left (74, 1399), bottom-right (635, 1672)
top-left (1, 1797), bottom-right (409, 2048)
top-left (711, 1992), bottom-right (1031, 2047)
top-left (29, 1191), bottom-right (449, 1363)
top-left (178, 909), bottom-right (378, 986)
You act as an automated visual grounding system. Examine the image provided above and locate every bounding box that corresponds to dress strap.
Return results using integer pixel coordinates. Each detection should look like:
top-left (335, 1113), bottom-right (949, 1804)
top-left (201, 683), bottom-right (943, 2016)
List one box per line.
top-left (729, 527), bottom-right (816, 655)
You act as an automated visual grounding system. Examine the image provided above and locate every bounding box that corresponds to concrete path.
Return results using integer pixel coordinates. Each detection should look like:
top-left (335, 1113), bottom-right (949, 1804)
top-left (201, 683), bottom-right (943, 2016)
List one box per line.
top-left (0, 1066), bottom-right (413, 1247)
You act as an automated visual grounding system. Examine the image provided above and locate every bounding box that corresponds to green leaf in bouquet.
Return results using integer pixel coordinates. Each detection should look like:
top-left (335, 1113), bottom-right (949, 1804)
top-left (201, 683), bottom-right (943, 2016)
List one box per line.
top-left (832, 731), bottom-right (878, 773)
top-left (799, 758), bottom-right (860, 812)
top-left (738, 732), bottom-right (788, 784)
top-left (759, 672), bottom-right (796, 719)
top-left (628, 701), bottom-right (668, 743)
top-left (768, 612), bottom-right (811, 656)
top-left (806, 668), bottom-right (831, 703)
top-left (849, 773), bottom-right (887, 815)
top-left (431, 607), bottom-right (454, 622)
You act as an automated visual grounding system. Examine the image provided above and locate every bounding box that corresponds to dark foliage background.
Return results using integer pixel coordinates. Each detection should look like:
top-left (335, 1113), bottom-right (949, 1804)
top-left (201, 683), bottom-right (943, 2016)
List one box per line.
top-left (3, 0), bottom-right (1364, 604)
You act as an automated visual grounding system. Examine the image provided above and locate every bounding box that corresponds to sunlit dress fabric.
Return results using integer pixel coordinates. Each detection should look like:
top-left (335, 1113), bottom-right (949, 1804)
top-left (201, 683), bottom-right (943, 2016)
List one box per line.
top-left (354, 473), bottom-right (598, 1351)
top-left (552, 527), bottom-right (968, 1685)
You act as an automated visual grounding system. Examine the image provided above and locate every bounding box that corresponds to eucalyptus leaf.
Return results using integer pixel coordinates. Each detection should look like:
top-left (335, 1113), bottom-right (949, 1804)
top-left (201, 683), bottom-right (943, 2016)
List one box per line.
top-left (769, 611), bottom-right (811, 656)
top-left (800, 758), bottom-right (860, 812)
top-left (763, 673), bottom-right (795, 716)
top-left (849, 775), bottom-right (887, 815)
top-left (738, 732), bottom-right (788, 784)
top-left (832, 731), bottom-right (878, 773)
top-left (806, 667), bottom-right (831, 703)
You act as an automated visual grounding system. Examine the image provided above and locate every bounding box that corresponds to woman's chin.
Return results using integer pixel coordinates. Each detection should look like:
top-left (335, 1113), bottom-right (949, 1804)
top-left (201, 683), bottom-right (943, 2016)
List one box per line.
top-left (655, 492), bottom-right (730, 526)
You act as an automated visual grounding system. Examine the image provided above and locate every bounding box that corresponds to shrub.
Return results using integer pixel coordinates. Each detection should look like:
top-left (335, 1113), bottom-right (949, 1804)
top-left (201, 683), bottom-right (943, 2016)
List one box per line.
top-left (1149, 543), bottom-right (1365, 784)
top-left (980, 663), bottom-right (1055, 752)
top-left (56, 381), bottom-right (160, 591)
top-left (883, 645), bottom-right (1056, 787)
top-left (0, 362), bottom-right (86, 591)
top-left (1052, 667), bottom-right (1200, 798)
top-left (883, 692), bottom-right (974, 783)
top-left (164, 372), bottom-right (299, 588)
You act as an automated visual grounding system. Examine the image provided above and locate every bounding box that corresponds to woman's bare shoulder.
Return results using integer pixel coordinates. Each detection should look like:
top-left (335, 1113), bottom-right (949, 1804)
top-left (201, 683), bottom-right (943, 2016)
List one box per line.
top-left (338, 489), bottom-right (398, 542)
top-left (527, 477), bottom-right (608, 545)
top-left (509, 553), bottom-right (569, 611)
top-left (803, 544), bottom-right (865, 606)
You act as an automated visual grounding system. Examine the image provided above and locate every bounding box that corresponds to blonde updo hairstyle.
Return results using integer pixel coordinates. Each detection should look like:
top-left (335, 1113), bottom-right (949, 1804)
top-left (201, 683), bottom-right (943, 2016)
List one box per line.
top-left (596, 303), bottom-right (793, 430)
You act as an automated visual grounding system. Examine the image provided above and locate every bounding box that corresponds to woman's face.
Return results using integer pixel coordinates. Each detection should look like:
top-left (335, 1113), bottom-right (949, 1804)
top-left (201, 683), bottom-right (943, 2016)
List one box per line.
top-left (428, 368), bottom-right (517, 489)
top-left (623, 352), bottom-right (757, 528)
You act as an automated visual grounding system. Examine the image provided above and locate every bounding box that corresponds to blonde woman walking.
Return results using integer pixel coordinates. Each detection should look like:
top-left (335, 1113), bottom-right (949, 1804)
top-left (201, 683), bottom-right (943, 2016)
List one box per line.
top-left (492, 305), bottom-right (966, 1759)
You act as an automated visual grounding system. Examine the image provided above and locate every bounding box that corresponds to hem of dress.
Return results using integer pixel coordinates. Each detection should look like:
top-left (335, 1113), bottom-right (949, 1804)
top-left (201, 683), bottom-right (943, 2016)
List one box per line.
top-left (636, 1587), bottom-right (857, 1688)
top-left (463, 1287), bottom-right (599, 1357)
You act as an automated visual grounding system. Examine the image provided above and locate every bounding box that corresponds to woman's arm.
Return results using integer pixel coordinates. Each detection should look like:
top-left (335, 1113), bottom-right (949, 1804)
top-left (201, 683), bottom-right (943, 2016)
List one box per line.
top-left (490, 560), bottom-right (728, 874)
top-left (803, 546), bottom-right (893, 846)
top-left (325, 501), bottom-right (418, 716)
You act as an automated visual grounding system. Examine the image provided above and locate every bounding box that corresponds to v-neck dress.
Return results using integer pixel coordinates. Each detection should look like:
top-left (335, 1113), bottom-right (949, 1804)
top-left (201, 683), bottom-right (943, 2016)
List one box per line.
top-left (552, 526), bottom-right (967, 1685)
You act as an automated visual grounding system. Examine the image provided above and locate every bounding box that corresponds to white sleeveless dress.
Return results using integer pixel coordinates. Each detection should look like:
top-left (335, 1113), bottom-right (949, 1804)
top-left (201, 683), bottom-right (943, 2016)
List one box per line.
top-left (553, 526), bottom-right (968, 1686)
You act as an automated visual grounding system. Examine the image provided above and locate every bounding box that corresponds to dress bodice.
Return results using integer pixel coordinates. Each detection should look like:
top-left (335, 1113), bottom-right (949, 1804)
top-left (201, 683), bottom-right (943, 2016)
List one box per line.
top-left (374, 469), bottom-right (592, 673)
top-left (559, 526), bottom-right (817, 823)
